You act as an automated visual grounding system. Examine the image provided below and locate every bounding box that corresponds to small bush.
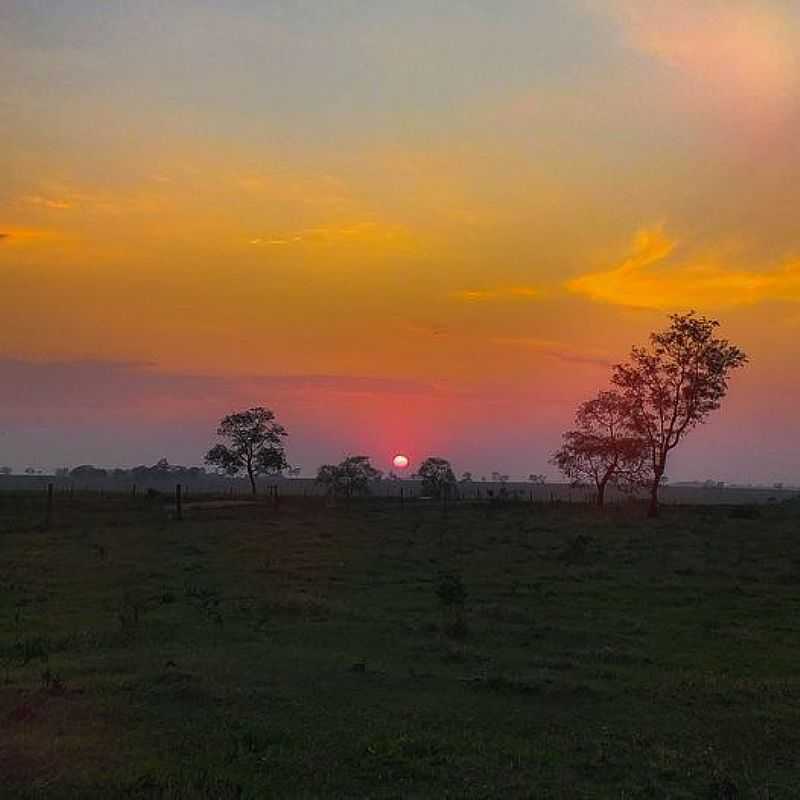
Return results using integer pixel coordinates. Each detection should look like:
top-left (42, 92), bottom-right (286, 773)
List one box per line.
top-left (558, 534), bottom-right (593, 564)
top-left (435, 572), bottom-right (467, 608)
top-left (435, 572), bottom-right (468, 639)
top-left (729, 506), bottom-right (760, 520)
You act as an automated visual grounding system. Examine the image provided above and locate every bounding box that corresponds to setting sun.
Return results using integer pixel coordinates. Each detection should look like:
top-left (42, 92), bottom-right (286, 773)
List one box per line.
top-left (392, 454), bottom-right (410, 470)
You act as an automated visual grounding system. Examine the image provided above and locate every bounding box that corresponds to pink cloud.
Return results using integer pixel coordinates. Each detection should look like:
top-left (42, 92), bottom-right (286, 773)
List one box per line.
top-left (608, 0), bottom-right (799, 134)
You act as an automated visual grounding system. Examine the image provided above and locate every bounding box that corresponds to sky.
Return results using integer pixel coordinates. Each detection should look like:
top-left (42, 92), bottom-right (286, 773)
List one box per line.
top-left (2, 0), bottom-right (799, 483)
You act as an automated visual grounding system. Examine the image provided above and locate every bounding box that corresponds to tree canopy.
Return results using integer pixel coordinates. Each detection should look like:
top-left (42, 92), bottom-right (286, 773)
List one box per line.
top-left (417, 457), bottom-right (457, 498)
top-left (611, 312), bottom-right (747, 516)
top-left (316, 456), bottom-right (382, 497)
top-left (552, 391), bottom-right (649, 508)
top-left (205, 407), bottom-right (289, 495)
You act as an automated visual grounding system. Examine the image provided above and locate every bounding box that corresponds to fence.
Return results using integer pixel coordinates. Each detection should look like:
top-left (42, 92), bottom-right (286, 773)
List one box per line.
top-left (0, 475), bottom-right (796, 506)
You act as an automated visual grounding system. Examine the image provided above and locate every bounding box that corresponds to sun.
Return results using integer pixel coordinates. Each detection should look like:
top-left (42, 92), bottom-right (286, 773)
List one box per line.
top-left (392, 454), bottom-right (410, 469)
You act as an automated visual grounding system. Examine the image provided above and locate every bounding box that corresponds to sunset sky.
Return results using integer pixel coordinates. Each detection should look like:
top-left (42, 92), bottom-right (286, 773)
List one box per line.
top-left (2, 0), bottom-right (799, 482)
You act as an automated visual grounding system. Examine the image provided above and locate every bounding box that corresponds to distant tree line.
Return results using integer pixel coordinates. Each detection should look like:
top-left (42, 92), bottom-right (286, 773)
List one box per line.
top-left (65, 459), bottom-right (209, 482)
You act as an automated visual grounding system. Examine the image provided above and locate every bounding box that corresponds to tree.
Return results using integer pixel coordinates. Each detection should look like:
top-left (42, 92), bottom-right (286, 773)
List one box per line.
top-left (151, 458), bottom-right (173, 476)
top-left (70, 465), bottom-right (107, 480)
top-left (612, 312), bottom-right (747, 517)
top-left (528, 474), bottom-right (546, 485)
top-left (129, 459), bottom-right (206, 482)
top-left (205, 407), bottom-right (289, 495)
top-left (0, 466), bottom-right (11, 476)
top-left (551, 391), bottom-right (650, 509)
top-left (316, 456), bottom-right (382, 497)
top-left (417, 457), bottom-right (457, 498)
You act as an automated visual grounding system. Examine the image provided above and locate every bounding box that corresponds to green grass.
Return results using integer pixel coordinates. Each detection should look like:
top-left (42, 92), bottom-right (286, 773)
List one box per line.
top-left (2, 492), bottom-right (800, 798)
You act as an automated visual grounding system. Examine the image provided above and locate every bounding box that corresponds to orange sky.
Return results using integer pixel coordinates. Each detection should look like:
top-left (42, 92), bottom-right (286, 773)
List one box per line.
top-left (2, 1), bottom-right (799, 481)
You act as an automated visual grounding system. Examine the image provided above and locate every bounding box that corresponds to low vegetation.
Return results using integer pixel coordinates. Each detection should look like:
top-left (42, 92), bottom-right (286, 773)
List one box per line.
top-left (2, 492), bottom-right (799, 797)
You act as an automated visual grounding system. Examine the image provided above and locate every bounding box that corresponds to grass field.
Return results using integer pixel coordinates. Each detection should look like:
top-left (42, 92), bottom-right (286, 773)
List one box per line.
top-left (2, 493), bottom-right (799, 798)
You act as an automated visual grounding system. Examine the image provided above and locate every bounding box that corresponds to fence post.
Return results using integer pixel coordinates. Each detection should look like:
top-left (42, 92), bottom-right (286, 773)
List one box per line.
top-left (175, 484), bottom-right (183, 521)
top-left (45, 483), bottom-right (54, 529)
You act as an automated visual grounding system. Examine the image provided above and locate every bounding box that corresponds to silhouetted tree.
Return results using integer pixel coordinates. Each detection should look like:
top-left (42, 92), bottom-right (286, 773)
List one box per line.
top-left (128, 459), bottom-right (206, 482)
top-left (70, 465), bottom-right (107, 480)
top-left (551, 391), bottom-right (649, 508)
top-left (528, 474), bottom-right (546, 485)
top-left (417, 457), bottom-right (457, 498)
top-left (612, 312), bottom-right (747, 517)
top-left (0, 466), bottom-right (12, 476)
top-left (205, 407), bottom-right (288, 495)
top-left (316, 456), bottom-right (381, 497)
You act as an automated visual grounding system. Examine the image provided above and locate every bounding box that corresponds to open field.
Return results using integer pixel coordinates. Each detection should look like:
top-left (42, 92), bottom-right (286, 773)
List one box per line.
top-left (2, 493), bottom-right (800, 798)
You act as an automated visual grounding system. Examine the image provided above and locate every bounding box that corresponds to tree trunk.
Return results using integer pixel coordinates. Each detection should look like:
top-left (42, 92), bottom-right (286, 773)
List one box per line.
top-left (648, 464), bottom-right (665, 518)
top-left (247, 466), bottom-right (256, 496)
top-left (597, 480), bottom-right (606, 509)
top-left (647, 483), bottom-right (658, 518)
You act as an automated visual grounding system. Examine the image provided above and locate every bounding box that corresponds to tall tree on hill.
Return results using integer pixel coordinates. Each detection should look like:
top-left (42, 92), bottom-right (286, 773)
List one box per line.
top-left (205, 407), bottom-right (288, 495)
top-left (551, 391), bottom-right (649, 509)
top-left (612, 312), bottom-right (747, 517)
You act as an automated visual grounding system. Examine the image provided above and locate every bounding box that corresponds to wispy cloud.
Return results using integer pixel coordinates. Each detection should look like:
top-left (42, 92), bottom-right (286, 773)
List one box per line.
top-left (236, 172), bottom-right (351, 212)
top-left (0, 227), bottom-right (55, 245)
top-left (406, 322), bottom-right (449, 337)
top-left (567, 226), bottom-right (800, 309)
top-left (0, 359), bottom-right (446, 416)
top-left (249, 221), bottom-right (412, 248)
top-left (452, 286), bottom-right (541, 302)
top-left (22, 194), bottom-right (74, 210)
top-left (491, 337), bottom-right (613, 367)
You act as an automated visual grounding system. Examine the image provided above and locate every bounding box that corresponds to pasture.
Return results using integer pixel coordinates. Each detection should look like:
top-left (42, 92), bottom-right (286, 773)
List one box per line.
top-left (1, 492), bottom-right (799, 798)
